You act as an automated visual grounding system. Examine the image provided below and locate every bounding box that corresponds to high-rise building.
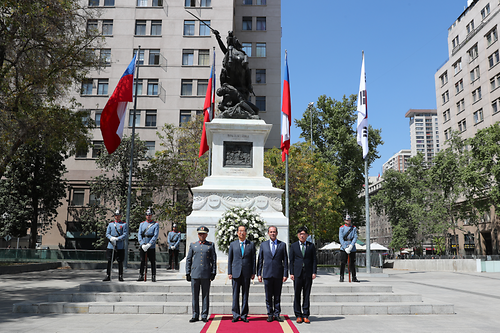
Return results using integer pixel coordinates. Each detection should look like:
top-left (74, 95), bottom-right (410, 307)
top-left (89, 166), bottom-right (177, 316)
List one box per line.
top-left (435, 0), bottom-right (500, 145)
top-left (41, 0), bottom-right (282, 249)
top-left (382, 149), bottom-right (411, 174)
top-left (405, 109), bottom-right (440, 162)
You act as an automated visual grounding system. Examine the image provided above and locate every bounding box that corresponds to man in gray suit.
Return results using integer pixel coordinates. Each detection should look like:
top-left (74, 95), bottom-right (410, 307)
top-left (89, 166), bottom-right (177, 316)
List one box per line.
top-left (186, 226), bottom-right (217, 323)
top-left (257, 226), bottom-right (288, 322)
top-left (228, 225), bottom-right (256, 323)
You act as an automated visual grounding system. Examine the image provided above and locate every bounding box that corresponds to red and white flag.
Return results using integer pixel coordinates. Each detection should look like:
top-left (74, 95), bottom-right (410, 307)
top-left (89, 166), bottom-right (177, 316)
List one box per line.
top-left (199, 50), bottom-right (216, 157)
top-left (280, 52), bottom-right (291, 162)
top-left (100, 53), bottom-right (137, 154)
top-left (356, 52), bottom-right (368, 159)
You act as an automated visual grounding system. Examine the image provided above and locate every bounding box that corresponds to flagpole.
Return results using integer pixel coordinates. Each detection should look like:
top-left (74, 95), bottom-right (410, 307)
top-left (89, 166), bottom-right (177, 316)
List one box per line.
top-left (124, 46), bottom-right (141, 268)
top-left (285, 154), bottom-right (289, 219)
top-left (365, 158), bottom-right (371, 274)
top-left (207, 47), bottom-right (215, 177)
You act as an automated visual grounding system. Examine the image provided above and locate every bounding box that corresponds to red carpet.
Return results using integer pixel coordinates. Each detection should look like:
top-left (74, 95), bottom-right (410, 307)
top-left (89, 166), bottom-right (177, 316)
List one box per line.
top-left (200, 314), bottom-right (299, 333)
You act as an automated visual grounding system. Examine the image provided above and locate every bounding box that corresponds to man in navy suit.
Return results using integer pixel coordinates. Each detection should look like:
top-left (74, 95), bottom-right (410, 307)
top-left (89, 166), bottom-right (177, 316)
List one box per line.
top-left (289, 226), bottom-right (317, 324)
top-left (257, 226), bottom-right (288, 322)
top-left (228, 225), bottom-right (256, 323)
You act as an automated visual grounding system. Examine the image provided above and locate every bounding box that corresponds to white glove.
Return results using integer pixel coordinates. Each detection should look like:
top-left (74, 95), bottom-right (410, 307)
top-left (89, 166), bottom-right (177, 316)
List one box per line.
top-left (170, 246), bottom-right (175, 250)
top-left (345, 244), bottom-right (353, 254)
top-left (142, 243), bottom-right (151, 252)
top-left (110, 237), bottom-right (117, 245)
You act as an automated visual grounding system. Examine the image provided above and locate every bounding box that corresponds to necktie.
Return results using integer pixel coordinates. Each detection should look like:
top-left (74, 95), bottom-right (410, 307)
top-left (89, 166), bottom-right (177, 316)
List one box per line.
top-left (301, 243), bottom-right (305, 256)
top-left (271, 241), bottom-right (276, 256)
top-left (241, 242), bottom-right (244, 256)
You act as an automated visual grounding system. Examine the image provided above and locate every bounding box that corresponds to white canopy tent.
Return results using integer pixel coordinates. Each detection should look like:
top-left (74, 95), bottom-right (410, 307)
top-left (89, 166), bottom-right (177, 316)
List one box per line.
top-left (319, 241), bottom-right (341, 250)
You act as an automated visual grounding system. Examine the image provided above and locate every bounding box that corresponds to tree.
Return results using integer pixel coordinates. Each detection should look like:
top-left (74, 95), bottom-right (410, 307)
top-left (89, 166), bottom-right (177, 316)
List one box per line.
top-left (0, 140), bottom-right (67, 248)
top-left (264, 142), bottom-right (343, 244)
top-left (0, 0), bottom-right (101, 178)
top-left (295, 94), bottom-right (383, 225)
top-left (70, 136), bottom-right (150, 248)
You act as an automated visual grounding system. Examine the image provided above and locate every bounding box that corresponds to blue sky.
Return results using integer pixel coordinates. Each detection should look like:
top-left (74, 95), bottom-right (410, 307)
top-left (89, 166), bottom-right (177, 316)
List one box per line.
top-left (281, 0), bottom-right (468, 176)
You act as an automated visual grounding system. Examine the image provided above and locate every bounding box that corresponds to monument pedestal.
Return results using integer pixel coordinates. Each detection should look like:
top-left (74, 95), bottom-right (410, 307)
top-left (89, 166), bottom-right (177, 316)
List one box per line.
top-left (180, 119), bottom-right (288, 279)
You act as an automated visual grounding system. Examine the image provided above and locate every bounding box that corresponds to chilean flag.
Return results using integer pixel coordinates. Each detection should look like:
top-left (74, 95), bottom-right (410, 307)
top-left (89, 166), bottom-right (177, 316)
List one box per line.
top-left (280, 51), bottom-right (291, 162)
top-left (100, 53), bottom-right (137, 154)
top-left (199, 51), bottom-right (215, 157)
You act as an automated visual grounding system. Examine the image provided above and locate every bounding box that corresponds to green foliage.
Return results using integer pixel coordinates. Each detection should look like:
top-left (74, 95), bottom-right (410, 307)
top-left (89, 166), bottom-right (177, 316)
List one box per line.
top-left (295, 95), bottom-right (383, 225)
top-left (264, 142), bottom-right (343, 244)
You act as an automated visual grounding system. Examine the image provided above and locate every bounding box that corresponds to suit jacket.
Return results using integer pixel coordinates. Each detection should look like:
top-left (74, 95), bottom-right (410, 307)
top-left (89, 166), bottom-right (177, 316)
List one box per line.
top-left (257, 239), bottom-right (289, 279)
top-left (186, 240), bottom-right (217, 279)
top-left (228, 239), bottom-right (256, 279)
top-left (289, 241), bottom-right (317, 278)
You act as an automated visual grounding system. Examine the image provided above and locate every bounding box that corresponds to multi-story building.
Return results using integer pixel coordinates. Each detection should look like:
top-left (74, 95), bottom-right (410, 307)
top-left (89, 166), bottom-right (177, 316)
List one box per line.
top-left (405, 109), bottom-right (440, 162)
top-left (40, 0), bottom-right (282, 249)
top-left (435, 0), bottom-right (499, 255)
top-left (382, 149), bottom-right (411, 175)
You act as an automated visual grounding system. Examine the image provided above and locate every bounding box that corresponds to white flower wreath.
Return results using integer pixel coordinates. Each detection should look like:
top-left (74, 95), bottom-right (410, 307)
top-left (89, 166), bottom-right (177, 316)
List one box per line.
top-left (216, 207), bottom-right (267, 253)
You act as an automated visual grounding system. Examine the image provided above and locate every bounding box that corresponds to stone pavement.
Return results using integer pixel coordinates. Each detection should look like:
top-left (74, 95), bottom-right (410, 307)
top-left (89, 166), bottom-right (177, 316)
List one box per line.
top-left (1, 268), bottom-right (500, 332)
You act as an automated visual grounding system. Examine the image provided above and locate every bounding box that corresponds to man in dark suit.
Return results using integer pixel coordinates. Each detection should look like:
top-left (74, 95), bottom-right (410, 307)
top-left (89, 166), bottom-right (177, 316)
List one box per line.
top-left (257, 226), bottom-right (288, 322)
top-left (228, 225), bottom-right (256, 323)
top-left (289, 226), bottom-right (317, 324)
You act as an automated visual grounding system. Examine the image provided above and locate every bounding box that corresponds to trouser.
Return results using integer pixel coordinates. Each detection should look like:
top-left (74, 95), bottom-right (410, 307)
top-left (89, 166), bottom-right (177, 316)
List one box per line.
top-left (169, 248), bottom-right (179, 269)
top-left (340, 250), bottom-right (357, 278)
top-left (191, 278), bottom-right (211, 319)
top-left (106, 248), bottom-right (124, 276)
top-left (293, 268), bottom-right (312, 318)
top-left (264, 277), bottom-right (283, 317)
top-left (139, 247), bottom-right (156, 276)
top-left (231, 276), bottom-right (251, 320)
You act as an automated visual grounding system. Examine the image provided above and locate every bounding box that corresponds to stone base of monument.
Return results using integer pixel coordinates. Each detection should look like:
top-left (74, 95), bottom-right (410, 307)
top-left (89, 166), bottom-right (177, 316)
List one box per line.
top-left (179, 118), bottom-right (288, 279)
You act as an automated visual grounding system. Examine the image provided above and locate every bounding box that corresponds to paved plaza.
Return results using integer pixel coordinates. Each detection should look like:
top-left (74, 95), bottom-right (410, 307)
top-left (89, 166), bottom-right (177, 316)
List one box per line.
top-left (1, 268), bottom-right (500, 332)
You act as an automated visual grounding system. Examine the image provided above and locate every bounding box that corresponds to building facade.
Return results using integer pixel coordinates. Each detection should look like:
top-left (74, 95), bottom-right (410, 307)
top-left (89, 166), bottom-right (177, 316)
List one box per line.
top-left (382, 149), bottom-right (411, 175)
top-left (40, 0), bottom-right (282, 249)
top-left (405, 109), bottom-right (440, 162)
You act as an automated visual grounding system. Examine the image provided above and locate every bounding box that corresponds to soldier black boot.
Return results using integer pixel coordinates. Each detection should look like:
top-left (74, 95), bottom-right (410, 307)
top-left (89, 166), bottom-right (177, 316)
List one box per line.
top-left (152, 275), bottom-right (156, 282)
top-left (103, 260), bottom-right (112, 281)
top-left (103, 275), bottom-right (111, 281)
top-left (118, 261), bottom-right (124, 282)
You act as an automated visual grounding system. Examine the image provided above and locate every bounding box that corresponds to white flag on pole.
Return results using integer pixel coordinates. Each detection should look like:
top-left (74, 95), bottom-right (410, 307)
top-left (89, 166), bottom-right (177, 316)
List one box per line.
top-left (356, 52), bottom-right (368, 159)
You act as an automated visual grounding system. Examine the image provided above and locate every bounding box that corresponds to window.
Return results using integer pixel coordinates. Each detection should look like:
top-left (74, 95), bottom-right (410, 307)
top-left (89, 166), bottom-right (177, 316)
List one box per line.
top-left (75, 146), bottom-right (88, 158)
top-left (104, 0), bottom-right (114, 5)
top-left (486, 27), bottom-right (498, 47)
top-left (491, 73), bottom-right (500, 91)
top-left (181, 79), bottom-right (193, 95)
top-left (89, 193), bottom-right (100, 206)
top-left (444, 128), bottom-right (451, 141)
top-left (134, 79), bottom-right (143, 95)
top-left (81, 79), bottom-right (93, 95)
top-left (200, 0), bottom-right (211, 6)
top-left (474, 109), bottom-right (484, 124)
top-left (197, 79), bottom-right (208, 96)
top-left (146, 141), bottom-right (155, 158)
top-left (180, 110), bottom-right (192, 125)
top-left (146, 110), bottom-right (157, 127)
top-left (87, 20), bottom-right (98, 35)
top-left (472, 87), bottom-right (482, 103)
top-left (256, 0), bottom-right (266, 4)
top-left (199, 20), bottom-right (211, 36)
top-left (455, 79), bottom-right (463, 94)
top-left (89, 0), bottom-right (99, 6)
top-left (492, 99), bottom-right (500, 114)
top-left (488, 50), bottom-right (499, 68)
top-left (147, 79), bottom-right (158, 95)
top-left (185, 0), bottom-right (195, 6)
top-left (102, 20), bottom-right (113, 36)
top-left (183, 49), bottom-right (194, 65)
top-left (97, 79), bottom-right (108, 95)
top-left (481, 4), bottom-right (490, 19)
top-left (470, 66), bottom-right (480, 82)
top-left (129, 110), bottom-right (141, 127)
top-left (152, 0), bottom-right (162, 6)
top-left (72, 189), bottom-right (85, 206)
top-left (95, 111), bottom-right (101, 127)
top-left (242, 17), bottom-right (252, 30)
top-left (256, 17), bottom-right (266, 31)
top-left (136, 20), bottom-right (146, 35)
top-left (256, 43), bottom-right (266, 57)
top-left (456, 99), bottom-right (465, 114)
top-left (184, 21), bottom-right (195, 36)
top-left (137, 0), bottom-right (147, 6)
top-left (242, 43), bottom-right (252, 56)
top-left (256, 69), bottom-right (266, 83)
top-left (198, 49), bottom-right (209, 66)
top-left (452, 35), bottom-right (459, 49)
top-left (468, 44), bottom-right (478, 61)
top-left (243, 0), bottom-right (252, 4)
top-left (149, 49), bottom-right (160, 65)
top-left (92, 141), bottom-right (103, 158)
top-left (443, 109), bottom-right (450, 122)
top-left (151, 20), bottom-right (162, 36)
top-left (458, 119), bottom-right (467, 132)
top-left (100, 49), bottom-right (111, 66)
top-left (135, 49), bottom-right (145, 65)
top-left (453, 59), bottom-right (462, 75)
top-left (466, 20), bottom-right (474, 34)
top-left (440, 71), bottom-right (448, 86)
top-left (442, 90), bottom-right (449, 104)
top-left (256, 96), bottom-right (266, 111)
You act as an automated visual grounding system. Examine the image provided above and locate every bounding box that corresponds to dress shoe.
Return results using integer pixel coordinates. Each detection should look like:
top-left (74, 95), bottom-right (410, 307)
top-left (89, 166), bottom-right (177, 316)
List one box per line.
top-left (118, 275), bottom-right (124, 282)
top-left (274, 316), bottom-right (284, 322)
top-left (242, 318), bottom-right (249, 323)
top-left (102, 275), bottom-right (110, 282)
top-left (339, 275), bottom-right (344, 282)
top-left (152, 275), bottom-right (156, 282)
top-left (202, 318), bottom-right (208, 323)
top-left (352, 277), bottom-right (360, 282)
top-left (267, 315), bottom-right (273, 322)
top-left (232, 317), bottom-right (239, 323)
top-left (189, 318), bottom-right (199, 323)
top-left (303, 317), bottom-right (310, 324)
top-left (136, 275), bottom-right (144, 281)
top-left (296, 317), bottom-right (303, 323)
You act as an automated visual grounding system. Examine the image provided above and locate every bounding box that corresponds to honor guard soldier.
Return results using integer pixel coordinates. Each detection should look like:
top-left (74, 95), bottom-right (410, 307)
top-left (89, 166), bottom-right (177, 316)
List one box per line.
top-left (137, 208), bottom-right (159, 282)
top-left (167, 223), bottom-right (181, 270)
top-left (339, 214), bottom-right (360, 282)
top-left (186, 226), bottom-right (217, 323)
top-left (103, 209), bottom-right (128, 281)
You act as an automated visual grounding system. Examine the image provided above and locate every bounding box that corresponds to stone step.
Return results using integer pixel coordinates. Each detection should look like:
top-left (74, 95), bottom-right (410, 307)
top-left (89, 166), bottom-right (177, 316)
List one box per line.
top-left (12, 301), bottom-right (454, 315)
top-left (48, 292), bottom-right (422, 303)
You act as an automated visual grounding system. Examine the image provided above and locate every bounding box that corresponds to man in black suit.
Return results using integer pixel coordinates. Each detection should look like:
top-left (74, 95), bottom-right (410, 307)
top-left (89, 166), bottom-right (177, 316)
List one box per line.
top-left (257, 226), bottom-right (288, 322)
top-left (228, 225), bottom-right (256, 323)
top-left (289, 226), bottom-right (317, 324)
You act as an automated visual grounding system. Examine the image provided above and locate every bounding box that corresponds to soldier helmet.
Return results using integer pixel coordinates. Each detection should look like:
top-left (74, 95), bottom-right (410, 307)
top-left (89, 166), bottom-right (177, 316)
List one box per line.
top-left (345, 214), bottom-right (351, 221)
top-left (197, 226), bottom-right (209, 234)
top-left (115, 209), bottom-right (121, 215)
top-left (172, 223), bottom-right (177, 228)
top-left (146, 208), bottom-right (153, 215)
